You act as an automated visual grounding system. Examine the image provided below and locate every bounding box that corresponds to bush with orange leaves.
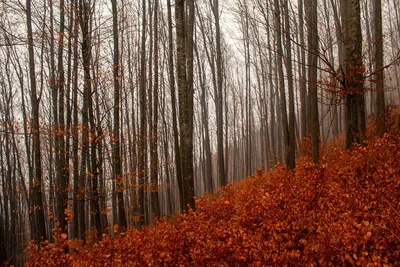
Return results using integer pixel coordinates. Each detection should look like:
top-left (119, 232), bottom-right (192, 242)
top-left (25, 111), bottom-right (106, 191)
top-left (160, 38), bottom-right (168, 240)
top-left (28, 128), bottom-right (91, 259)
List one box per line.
top-left (25, 116), bottom-right (400, 266)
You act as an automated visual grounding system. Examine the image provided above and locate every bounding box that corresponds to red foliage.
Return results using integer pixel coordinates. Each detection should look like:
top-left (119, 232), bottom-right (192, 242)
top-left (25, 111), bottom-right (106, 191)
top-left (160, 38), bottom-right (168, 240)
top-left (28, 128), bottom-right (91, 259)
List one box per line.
top-left (25, 116), bottom-right (400, 266)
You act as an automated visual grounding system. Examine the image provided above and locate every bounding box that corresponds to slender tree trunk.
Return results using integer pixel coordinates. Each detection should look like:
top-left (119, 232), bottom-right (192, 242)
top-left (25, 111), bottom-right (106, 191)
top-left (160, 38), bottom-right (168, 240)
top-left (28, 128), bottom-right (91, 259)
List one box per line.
top-left (78, 0), bottom-right (92, 239)
top-left (283, 0), bottom-right (296, 169)
top-left (166, 0), bottom-right (182, 212)
top-left (213, 0), bottom-right (227, 186)
top-left (195, 45), bottom-right (213, 192)
top-left (26, 0), bottom-right (47, 242)
top-left (375, 0), bottom-right (385, 137)
top-left (55, 0), bottom-right (69, 235)
top-left (298, 0), bottom-right (308, 139)
top-left (111, 0), bottom-right (127, 231)
top-left (138, 0), bottom-right (147, 226)
top-left (151, 0), bottom-right (161, 220)
top-left (274, 0), bottom-right (291, 169)
top-left (305, 0), bottom-right (320, 163)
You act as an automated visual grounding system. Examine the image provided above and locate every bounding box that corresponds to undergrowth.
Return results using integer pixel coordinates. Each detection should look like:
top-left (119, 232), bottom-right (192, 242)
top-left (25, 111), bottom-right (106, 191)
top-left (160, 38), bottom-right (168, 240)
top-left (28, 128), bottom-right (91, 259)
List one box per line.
top-left (25, 110), bottom-right (400, 266)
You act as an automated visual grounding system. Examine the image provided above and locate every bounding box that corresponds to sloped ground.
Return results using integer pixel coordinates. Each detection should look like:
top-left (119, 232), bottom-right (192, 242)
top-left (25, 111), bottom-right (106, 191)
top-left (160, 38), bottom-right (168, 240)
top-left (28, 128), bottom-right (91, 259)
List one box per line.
top-left (26, 110), bottom-right (400, 266)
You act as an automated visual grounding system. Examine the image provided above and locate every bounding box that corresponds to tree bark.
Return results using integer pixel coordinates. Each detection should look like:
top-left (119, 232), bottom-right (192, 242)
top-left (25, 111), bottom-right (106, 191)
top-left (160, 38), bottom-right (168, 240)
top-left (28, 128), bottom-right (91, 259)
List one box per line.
top-left (176, 0), bottom-right (195, 211)
top-left (166, 0), bottom-right (182, 212)
top-left (283, 0), bottom-right (296, 169)
top-left (341, 0), bottom-right (365, 149)
top-left (111, 0), bottom-right (127, 231)
top-left (374, 0), bottom-right (385, 137)
top-left (305, 0), bottom-right (320, 164)
top-left (138, 0), bottom-right (147, 226)
top-left (151, 0), bottom-right (161, 220)
top-left (26, 0), bottom-right (47, 242)
top-left (213, 0), bottom-right (227, 186)
top-left (274, 0), bottom-right (292, 169)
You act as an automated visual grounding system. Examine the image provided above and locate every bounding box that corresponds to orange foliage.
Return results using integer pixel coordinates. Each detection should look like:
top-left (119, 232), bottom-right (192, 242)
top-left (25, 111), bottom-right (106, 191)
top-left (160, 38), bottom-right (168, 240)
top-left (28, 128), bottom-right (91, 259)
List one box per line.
top-left (25, 113), bottom-right (400, 266)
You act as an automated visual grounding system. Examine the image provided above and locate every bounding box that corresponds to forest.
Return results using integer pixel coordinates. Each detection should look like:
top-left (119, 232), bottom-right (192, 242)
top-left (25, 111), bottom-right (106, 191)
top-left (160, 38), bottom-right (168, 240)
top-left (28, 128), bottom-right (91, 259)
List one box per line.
top-left (0, 0), bottom-right (399, 265)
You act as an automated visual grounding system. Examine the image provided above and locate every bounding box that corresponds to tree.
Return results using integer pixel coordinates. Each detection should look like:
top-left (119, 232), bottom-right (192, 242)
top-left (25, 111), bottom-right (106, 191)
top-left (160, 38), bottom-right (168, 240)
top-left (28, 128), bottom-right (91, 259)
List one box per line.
top-left (166, 0), bottom-right (183, 211)
top-left (138, 0), bottom-right (147, 226)
top-left (213, 0), bottom-right (227, 186)
top-left (26, 0), bottom-right (47, 242)
top-left (305, 0), bottom-right (320, 164)
top-left (283, 0), bottom-right (296, 169)
top-left (176, 0), bottom-right (195, 211)
top-left (274, 0), bottom-right (294, 169)
top-left (150, 0), bottom-right (161, 220)
top-left (78, 0), bottom-right (93, 239)
top-left (374, 0), bottom-right (385, 137)
top-left (341, 0), bottom-right (366, 149)
top-left (55, 0), bottom-right (69, 235)
top-left (111, 0), bottom-right (127, 231)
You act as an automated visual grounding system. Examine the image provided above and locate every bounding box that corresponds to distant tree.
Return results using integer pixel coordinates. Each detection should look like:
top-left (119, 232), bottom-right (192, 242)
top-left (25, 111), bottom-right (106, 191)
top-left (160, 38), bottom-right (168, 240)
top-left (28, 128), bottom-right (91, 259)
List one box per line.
top-left (139, 0), bottom-right (147, 226)
top-left (283, 0), bottom-right (296, 168)
top-left (274, 0), bottom-right (295, 169)
top-left (374, 0), bottom-right (385, 137)
top-left (150, 0), bottom-right (161, 220)
top-left (166, 0), bottom-right (183, 211)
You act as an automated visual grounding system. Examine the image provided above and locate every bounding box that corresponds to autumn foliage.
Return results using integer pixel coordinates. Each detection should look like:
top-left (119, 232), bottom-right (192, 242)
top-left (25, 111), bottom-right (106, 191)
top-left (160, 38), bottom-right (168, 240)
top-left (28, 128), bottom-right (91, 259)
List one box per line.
top-left (25, 111), bottom-right (400, 266)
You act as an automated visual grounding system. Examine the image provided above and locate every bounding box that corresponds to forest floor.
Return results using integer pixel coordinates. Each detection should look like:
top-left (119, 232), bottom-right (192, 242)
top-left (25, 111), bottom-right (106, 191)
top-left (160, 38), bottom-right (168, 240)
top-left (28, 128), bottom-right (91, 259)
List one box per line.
top-left (25, 109), bottom-right (400, 266)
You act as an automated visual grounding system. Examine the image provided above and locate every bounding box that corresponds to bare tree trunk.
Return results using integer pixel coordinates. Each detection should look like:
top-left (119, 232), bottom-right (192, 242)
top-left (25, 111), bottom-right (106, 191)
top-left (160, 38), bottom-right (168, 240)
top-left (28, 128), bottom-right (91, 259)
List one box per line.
top-left (274, 0), bottom-right (291, 169)
top-left (213, 0), bottom-right (227, 186)
top-left (298, 0), bottom-right (308, 139)
top-left (138, 0), bottom-right (147, 226)
top-left (26, 0), bottom-right (47, 242)
top-left (78, 0), bottom-right (92, 239)
top-left (195, 44), bottom-right (213, 192)
top-left (151, 0), bottom-right (161, 220)
top-left (342, 0), bottom-right (365, 149)
top-left (176, 0), bottom-right (195, 211)
top-left (305, 0), bottom-right (320, 164)
top-left (55, 0), bottom-right (69, 235)
top-left (71, 0), bottom-right (80, 239)
top-left (166, 0), bottom-right (182, 212)
top-left (375, 0), bottom-right (385, 136)
top-left (283, 0), bottom-right (296, 169)
top-left (111, 0), bottom-right (127, 231)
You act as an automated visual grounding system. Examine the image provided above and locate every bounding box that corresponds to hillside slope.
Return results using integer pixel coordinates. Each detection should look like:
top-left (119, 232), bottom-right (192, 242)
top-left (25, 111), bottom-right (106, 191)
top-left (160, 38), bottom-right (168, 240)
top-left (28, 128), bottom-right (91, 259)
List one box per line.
top-left (26, 110), bottom-right (400, 266)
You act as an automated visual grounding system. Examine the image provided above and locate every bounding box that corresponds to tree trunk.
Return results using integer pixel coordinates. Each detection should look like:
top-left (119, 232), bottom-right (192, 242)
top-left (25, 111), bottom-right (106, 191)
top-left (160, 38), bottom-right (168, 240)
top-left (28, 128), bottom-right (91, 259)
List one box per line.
top-left (138, 0), bottom-right (147, 226)
top-left (274, 0), bottom-right (291, 169)
top-left (78, 0), bottom-right (92, 239)
top-left (283, 0), bottom-right (296, 169)
top-left (176, 0), bottom-right (195, 211)
top-left (195, 44), bottom-right (213, 192)
top-left (151, 0), bottom-right (161, 220)
top-left (26, 0), bottom-right (47, 242)
top-left (305, 0), bottom-right (320, 164)
top-left (375, 0), bottom-right (385, 137)
top-left (111, 0), bottom-right (127, 231)
top-left (213, 0), bottom-right (227, 186)
top-left (167, 0), bottom-right (182, 212)
top-left (55, 0), bottom-right (69, 235)
top-left (342, 0), bottom-right (365, 149)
